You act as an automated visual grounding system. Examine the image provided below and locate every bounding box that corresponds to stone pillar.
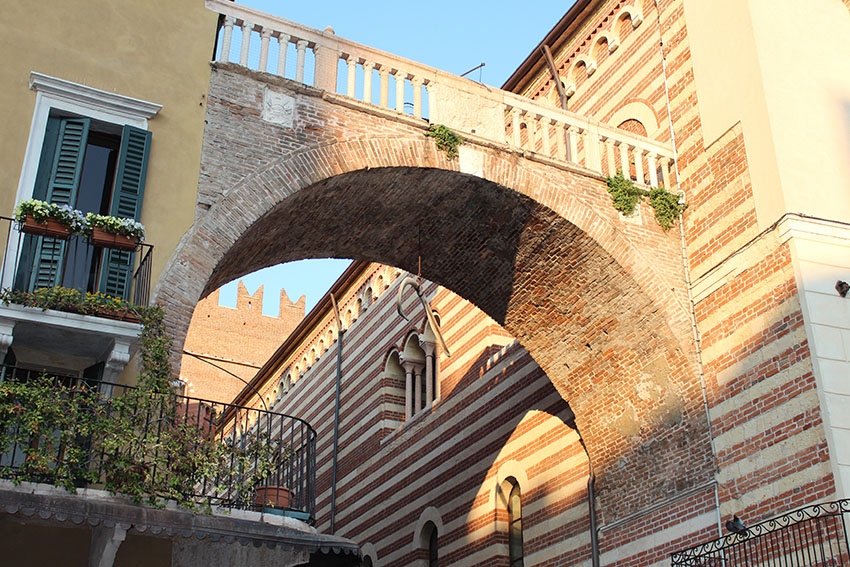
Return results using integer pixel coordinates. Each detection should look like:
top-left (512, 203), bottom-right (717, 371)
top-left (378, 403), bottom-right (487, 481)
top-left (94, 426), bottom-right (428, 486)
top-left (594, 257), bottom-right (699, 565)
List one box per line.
top-left (239, 21), bottom-right (253, 66)
top-left (634, 148), bottom-right (645, 185)
top-left (259, 28), bottom-right (272, 72)
top-left (220, 16), bottom-right (235, 62)
top-left (567, 126), bottom-right (579, 164)
top-left (313, 27), bottom-right (338, 92)
top-left (277, 33), bottom-right (290, 76)
top-left (411, 77), bottom-right (423, 118)
top-left (422, 341), bottom-right (436, 405)
top-left (395, 70), bottom-right (406, 112)
top-left (605, 138), bottom-right (617, 175)
top-left (619, 141), bottom-right (631, 178)
top-left (362, 61), bottom-right (375, 104)
top-left (585, 124), bottom-right (602, 172)
top-left (414, 365), bottom-right (422, 412)
top-left (648, 152), bottom-right (659, 187)
top-left (511, 108), bottom-right (522, 147)
top-left (379, 67), bottom-right (389, 108)
top-left (347, 58), bottom-right (357, 97)
top-left (555, 122), bottom-right (567, 161)
top-left (403, 362), bottom-right (414, 420)
top-left (295, 40), bottom-right (308, 83)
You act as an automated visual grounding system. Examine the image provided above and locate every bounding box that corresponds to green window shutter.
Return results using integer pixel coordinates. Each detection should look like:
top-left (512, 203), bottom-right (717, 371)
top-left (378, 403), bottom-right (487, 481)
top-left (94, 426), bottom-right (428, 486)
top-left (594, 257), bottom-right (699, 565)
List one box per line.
top-left (46, 118), bottom-right (90, 206)
top-left (99, 125), bottom-right (151, 299)
top-left (30, 118), bottom-right (90, 290)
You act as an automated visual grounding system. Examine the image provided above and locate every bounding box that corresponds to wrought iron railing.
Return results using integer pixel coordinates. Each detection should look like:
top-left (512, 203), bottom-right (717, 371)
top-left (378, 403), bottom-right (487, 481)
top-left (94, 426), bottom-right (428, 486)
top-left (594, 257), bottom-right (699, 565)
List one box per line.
top-left (0, 366), bottom-right (316, 520)
top-left (672, 500), bottom-right (850, 566)
top-left (0, 215), bottom-right (153, 306)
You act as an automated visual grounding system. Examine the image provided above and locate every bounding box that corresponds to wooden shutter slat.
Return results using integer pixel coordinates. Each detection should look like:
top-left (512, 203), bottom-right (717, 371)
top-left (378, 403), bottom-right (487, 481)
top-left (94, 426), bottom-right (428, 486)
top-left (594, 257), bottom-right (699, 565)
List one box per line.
top-left (99, 125), bottom-right (151, 299)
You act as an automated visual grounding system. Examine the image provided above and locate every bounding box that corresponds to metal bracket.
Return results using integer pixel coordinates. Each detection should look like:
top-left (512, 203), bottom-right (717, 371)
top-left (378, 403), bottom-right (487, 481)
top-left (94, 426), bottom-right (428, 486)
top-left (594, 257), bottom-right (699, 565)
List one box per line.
top-left (396, 276), bottom-right (451, 357)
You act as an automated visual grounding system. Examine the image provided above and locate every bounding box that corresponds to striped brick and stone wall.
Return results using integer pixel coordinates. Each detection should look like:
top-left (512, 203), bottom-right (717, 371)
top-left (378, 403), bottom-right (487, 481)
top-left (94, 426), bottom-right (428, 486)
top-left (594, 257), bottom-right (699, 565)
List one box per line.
top-left (245, 263), bottom-right (595, 566)
top-left (505, 0), bottom-right (841, 559)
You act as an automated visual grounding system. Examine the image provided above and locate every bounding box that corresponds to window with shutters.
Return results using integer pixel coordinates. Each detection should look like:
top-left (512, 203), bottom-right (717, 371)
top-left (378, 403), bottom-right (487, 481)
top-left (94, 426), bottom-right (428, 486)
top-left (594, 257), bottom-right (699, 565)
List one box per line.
top-left (15, 112), bottom-right (151, 300)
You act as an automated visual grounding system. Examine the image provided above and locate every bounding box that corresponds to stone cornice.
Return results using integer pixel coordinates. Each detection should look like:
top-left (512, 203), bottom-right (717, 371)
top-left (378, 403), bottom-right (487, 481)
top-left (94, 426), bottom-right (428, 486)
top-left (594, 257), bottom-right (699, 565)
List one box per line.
top-left (30, 72), bottom-right (162, 119)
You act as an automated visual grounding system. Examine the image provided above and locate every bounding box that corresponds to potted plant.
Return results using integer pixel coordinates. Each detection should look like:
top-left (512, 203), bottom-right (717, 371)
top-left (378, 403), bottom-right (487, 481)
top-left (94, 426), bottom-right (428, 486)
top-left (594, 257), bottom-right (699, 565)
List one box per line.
top-left (14, 199), bottom-right (85, 240)
top-left (253, 484), bottom-right (293, 510)
top-left (85, 213), bottom-right (145, 251)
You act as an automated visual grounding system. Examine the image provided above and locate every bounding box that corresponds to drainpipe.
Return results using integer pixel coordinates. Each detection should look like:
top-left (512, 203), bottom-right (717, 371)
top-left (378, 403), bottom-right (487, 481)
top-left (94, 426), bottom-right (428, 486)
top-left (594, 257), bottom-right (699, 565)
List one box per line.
top-left (329, 293), bottom-right (344, 535)
top-left (575, 427), bottom-right (600, 567)
top-left (653, 0), bottom-right (723, 538)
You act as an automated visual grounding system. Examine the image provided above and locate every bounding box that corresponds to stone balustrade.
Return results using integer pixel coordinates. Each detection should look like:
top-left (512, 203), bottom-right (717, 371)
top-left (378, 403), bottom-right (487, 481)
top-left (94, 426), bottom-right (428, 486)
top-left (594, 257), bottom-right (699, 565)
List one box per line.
top-left (206, 0), bottom-right (674, 187)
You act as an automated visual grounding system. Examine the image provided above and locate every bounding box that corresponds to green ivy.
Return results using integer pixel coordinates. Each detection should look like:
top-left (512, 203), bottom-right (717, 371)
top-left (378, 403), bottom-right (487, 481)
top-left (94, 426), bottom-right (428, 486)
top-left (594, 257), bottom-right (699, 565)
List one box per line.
top-left (425, 124), bottom-right (464, 160)
top-left (0, 287), bottom-right (292, 511)
top-left (648, 187), bottom-right (687, 231)
top-left (604, 172), bottom-right (685, 231)
top-left (605, 172), bottom-right (646, 216)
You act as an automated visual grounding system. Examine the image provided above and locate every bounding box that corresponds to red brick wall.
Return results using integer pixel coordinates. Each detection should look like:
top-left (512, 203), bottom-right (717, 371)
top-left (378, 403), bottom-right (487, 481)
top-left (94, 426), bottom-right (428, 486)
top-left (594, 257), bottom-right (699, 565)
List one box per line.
top-left (157, 61), bottom-right (714, 546)
top-left (180, 282), bottom-right (304, 403)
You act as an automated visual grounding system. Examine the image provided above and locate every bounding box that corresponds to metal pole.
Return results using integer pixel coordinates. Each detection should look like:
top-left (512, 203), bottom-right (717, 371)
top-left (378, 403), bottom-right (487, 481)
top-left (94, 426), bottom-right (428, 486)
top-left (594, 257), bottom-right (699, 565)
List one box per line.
top-left (329, 293), bottom-right (343, 535)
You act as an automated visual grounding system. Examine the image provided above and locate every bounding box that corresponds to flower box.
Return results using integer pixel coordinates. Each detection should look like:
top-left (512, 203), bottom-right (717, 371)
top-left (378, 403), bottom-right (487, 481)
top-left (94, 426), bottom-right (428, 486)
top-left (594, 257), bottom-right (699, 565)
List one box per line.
top-left (19, 214), bottom-right (72, 240)
top-left (90, 227), bottom-right (138, 251)
top-left (253, 485), bottom-right (292, 510)
top-left (95, 309), bottom-right (142, 324)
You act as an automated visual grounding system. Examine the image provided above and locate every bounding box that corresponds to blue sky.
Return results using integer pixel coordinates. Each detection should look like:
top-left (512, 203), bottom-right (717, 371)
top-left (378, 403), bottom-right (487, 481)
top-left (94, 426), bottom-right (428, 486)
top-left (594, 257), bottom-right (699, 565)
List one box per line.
top-left (218, 0), bottom-right (573, 315)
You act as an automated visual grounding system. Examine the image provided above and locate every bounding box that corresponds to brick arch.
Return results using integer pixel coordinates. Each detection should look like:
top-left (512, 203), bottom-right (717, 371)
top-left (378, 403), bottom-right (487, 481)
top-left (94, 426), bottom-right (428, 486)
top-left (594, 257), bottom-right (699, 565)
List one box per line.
top-left (158, 136), bottom-right (711, 522)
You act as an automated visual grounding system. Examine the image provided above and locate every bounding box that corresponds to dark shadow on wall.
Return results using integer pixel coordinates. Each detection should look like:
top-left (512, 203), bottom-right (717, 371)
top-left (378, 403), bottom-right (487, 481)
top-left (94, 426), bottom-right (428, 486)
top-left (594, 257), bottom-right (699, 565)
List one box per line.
top-left (325, 343), bottom-right (588, 565)
top-left (198, 167), bottom-right (713, 525)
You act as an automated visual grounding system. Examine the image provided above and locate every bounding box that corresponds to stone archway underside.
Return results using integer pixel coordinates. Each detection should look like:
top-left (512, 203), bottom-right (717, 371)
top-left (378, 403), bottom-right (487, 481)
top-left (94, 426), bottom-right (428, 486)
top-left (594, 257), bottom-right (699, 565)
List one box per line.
top-left (165, 167), bottom-right (711, 522)
top-left (159, 65), bottom-right (712, 523)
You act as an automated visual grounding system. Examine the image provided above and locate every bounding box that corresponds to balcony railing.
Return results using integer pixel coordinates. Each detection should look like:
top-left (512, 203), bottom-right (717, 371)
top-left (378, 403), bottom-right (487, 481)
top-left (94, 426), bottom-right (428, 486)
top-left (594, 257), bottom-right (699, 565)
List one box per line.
top-left (672, 499), bottom-right (850, 566)
top-left (206, 0), bottom-right (675, 188)
top-left (0, 366), bottom-right (316, 520)
top-left (0, 215), bottom-right (153, 306)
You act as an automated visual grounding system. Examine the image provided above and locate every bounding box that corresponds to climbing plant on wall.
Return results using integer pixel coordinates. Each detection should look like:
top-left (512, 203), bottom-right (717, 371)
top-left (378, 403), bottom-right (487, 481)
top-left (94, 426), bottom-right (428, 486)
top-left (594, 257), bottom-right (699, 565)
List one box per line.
top-left (605, 172), bottom-right (686, 230)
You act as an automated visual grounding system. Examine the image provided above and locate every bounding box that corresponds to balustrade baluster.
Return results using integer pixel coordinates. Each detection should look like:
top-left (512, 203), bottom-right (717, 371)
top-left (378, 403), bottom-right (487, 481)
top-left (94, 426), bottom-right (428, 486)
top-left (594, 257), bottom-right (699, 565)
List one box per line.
top-left (239, 21), bottom-right (253, 66)
top-left (346, 57), bottom-right (357, 97)
top-left (542, 118), bottom-right (552, 157)
top-left (661, 157), bottom-right (672, 188)
top-left (362, 61), bottom-right (375, 103)
top-left (295, 40), bottom-right (308, 83)
top-left (412, 77), bottom-right (423, 118)
top-left (395, 70), bottom-right (405, 113)
top-left (619, 141), bottom-right (631, 177)
top-left (634, 148), bottom-right (645, 185)
top-left (277, 33), bottom-right (289, 76)
top-left (567, 126), bottom-right (580, 164)
top-left (648, 152), bottom-right (659, 187)
top-left (511, 108), bottom-right (521, 147)
top-left (605, 138), bottom-right (617, 176)
top-left (529, 115), bottom-right (540, 152)
top-left (259, 29), bottom-right (271, 72)
top-left (220, 16), bottom-right (235, 62)
top-left (379, 67), bottom-right (389, 108)
top-left (555, 122), bottom-right (567, 161)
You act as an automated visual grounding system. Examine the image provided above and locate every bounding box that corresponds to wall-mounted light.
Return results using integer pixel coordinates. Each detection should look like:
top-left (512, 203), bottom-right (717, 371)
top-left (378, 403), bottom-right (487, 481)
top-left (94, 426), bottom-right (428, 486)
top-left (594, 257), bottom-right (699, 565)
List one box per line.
top-left (836, 281), bottom-right (849, 298)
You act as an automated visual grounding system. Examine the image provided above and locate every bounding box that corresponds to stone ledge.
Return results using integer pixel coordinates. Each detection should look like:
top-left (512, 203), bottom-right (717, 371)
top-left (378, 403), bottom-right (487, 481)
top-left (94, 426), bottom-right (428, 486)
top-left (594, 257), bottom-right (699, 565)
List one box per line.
top-left (0, 480), bottom-right (359, 558)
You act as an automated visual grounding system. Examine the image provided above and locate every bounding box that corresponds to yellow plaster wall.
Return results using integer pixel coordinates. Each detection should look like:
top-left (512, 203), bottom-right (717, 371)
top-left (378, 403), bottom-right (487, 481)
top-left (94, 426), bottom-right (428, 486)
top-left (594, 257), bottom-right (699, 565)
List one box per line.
top-left (683, 0), bottom-right (850, 228)
top-left (0, 0), bottom-right (218, 286)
